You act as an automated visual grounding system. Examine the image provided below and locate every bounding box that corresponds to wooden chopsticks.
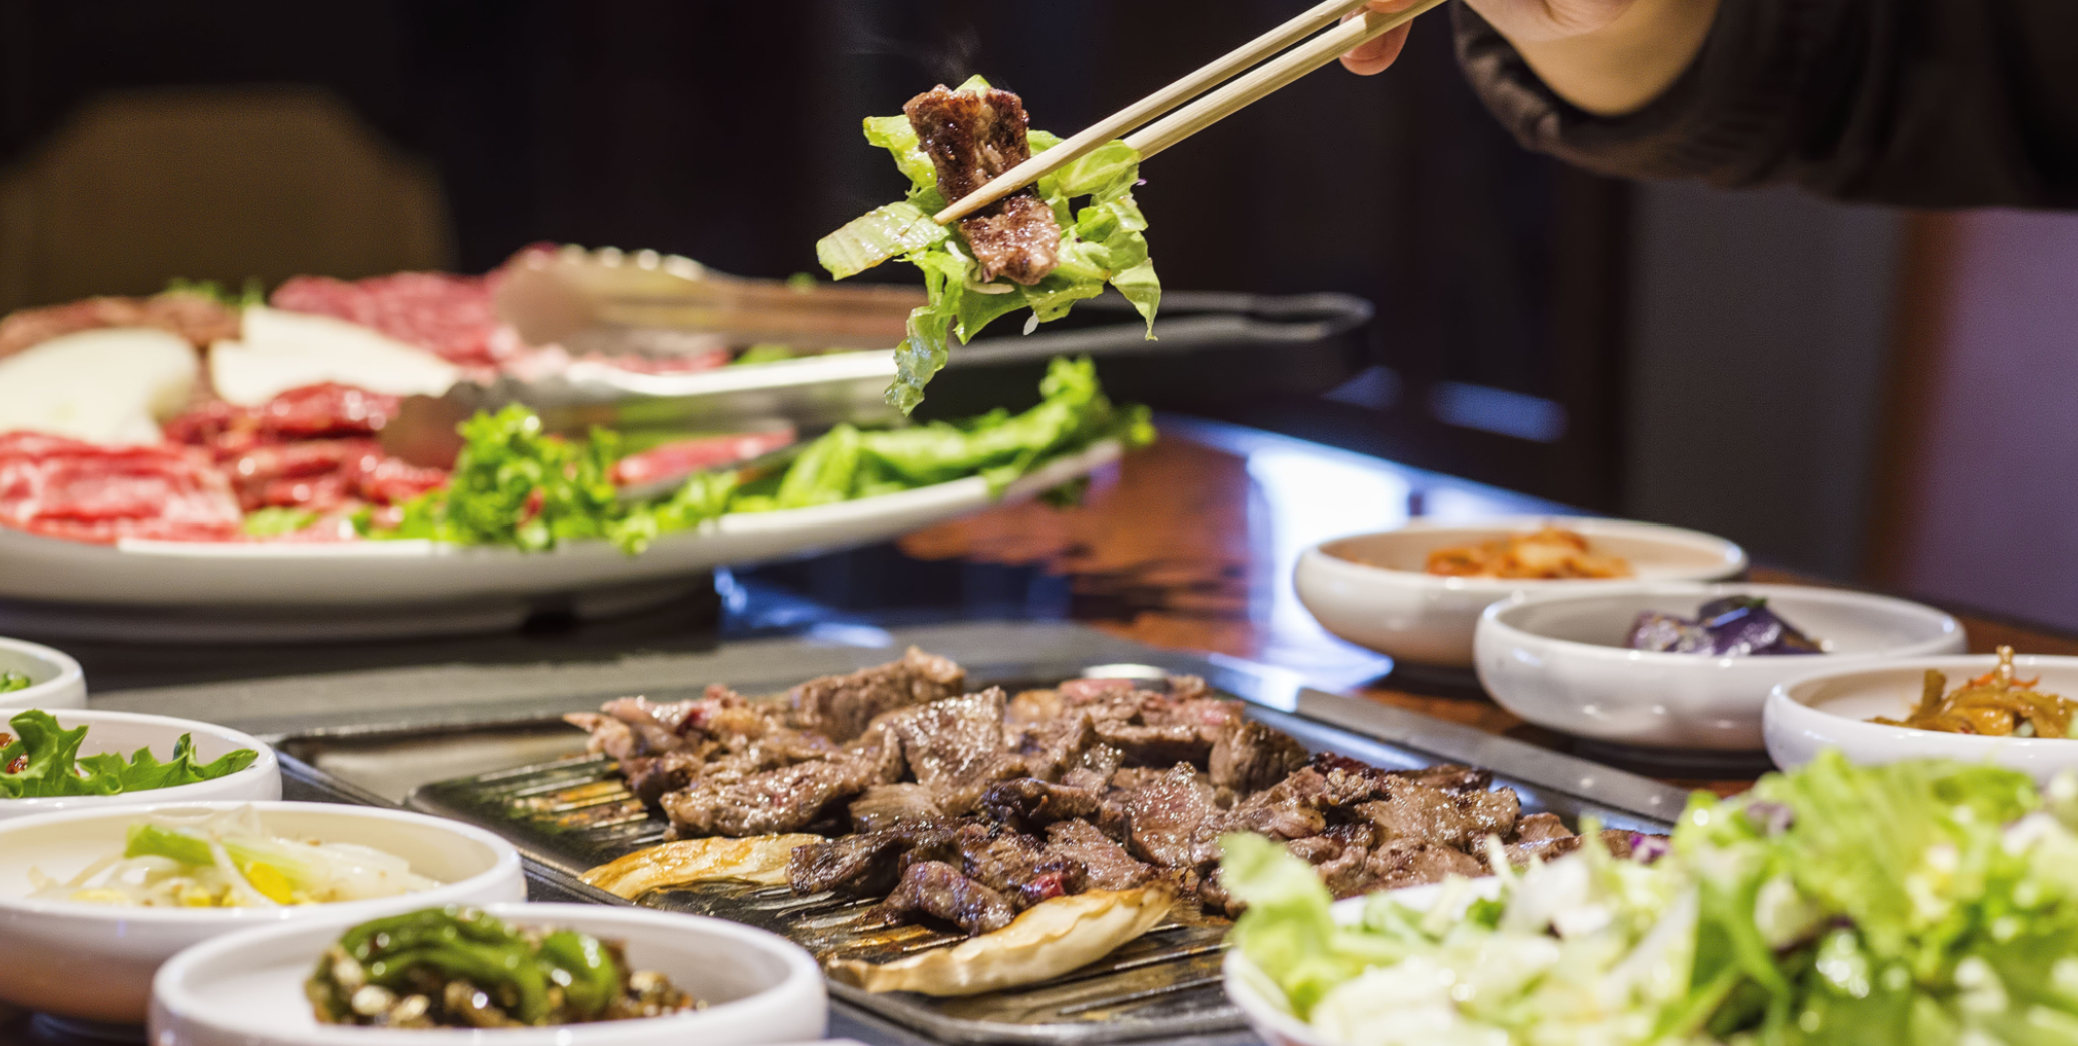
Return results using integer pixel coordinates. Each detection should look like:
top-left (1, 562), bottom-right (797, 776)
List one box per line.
top-left (932, 0), bottom-right (1448, 225)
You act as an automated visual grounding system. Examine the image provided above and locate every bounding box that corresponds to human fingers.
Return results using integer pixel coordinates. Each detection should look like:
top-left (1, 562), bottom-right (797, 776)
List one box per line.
top-left (1338, 21), bottom-right (1414, 75)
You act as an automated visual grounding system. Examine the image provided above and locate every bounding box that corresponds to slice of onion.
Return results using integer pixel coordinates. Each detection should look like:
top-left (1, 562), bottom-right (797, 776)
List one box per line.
top-left (581, 834), bottom-right (823, 898)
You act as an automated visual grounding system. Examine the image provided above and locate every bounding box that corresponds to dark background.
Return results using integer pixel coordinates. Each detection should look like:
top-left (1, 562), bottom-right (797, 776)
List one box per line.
top-left (0, 0), bottom-right (1631, 510)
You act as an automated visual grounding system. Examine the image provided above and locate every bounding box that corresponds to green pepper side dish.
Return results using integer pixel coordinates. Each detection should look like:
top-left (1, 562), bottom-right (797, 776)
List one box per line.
top-left (308, 907), bottom-right (698, 1028)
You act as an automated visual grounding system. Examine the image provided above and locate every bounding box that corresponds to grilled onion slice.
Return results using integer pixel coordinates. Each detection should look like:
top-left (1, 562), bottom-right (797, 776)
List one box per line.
top-left (581, 834), bottom-right (822, 898)
top-left (826, 884), bottom-right (1175, 996)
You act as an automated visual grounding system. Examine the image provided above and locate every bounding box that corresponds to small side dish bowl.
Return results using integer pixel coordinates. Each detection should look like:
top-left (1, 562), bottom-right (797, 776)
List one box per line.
top-left (0, 710), bottom-right (281, 823)
top-left (0, 635), bottom-right (86, 710)
top-left (1474, 583), bottom-right (1965, 751)
top-left (150, 901), bottom-right (828, 1046)
top-left (1295, 516), bottom-right (1747, 668)
top-left (0, 801), bottom-right (526, 1024)
top-left (1766, 655), bottom-right (2078, 784)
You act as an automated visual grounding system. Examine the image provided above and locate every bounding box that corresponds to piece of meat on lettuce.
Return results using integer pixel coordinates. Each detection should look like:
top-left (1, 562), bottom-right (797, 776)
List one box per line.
top-left (816, 76), bottom-right (1159, 414)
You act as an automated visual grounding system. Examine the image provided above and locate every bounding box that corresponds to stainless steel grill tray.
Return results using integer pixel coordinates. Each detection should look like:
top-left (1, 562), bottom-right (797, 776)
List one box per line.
top-left (354, 658), bottom-right (1686, 1046)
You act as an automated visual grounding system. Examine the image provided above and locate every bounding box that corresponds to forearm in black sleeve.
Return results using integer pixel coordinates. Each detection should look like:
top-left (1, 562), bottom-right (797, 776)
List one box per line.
top-left (1454, 0), bottom-right (2078, 208)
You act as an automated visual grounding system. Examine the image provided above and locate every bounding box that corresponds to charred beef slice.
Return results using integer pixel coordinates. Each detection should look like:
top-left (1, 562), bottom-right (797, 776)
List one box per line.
top-left (1355, 779), bottom-right (1520, 850)
top-left (789, 824), bottom-right (960, 896)
top-left (1043, 819), bottom-right (1155, 891)
top-left (1118, 763), bottom-right (1224, 871)
top-left (878, 687), bottom-right (1023, 813)
top-left (876, 860), bottom-right (1017, 934)
top-left (849, 782), bottom-right (946, 833)
top-left (982, 778), bottom-right (1103, 831)
top-left (786, 647), bottom-right (966, 743)
top-left (1209, 720), bottom-right (1310, 792)
top-left (902, 85), bottom-right (1061, 285)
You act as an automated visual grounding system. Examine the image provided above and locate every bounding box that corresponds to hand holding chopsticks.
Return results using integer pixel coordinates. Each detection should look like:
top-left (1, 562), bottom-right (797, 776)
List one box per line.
top-left (933, 0), bottom-right (1449, 226)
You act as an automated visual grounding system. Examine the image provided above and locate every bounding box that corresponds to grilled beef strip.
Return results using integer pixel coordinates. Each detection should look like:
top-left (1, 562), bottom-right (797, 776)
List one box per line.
top-left (903, 85), bottom-right (1062, 286)
top-left (1116, 763), bottom-right (1225, 871)
top-left (1043, 819), bottom-right (1155, 891)
top-left (982, 778), bottom-right (1104, 832)
top-left (877, 687), bottom-right (1032, 815)
top-left (849, 782), bottom-right (946, 833)
top-left (789, 823), bottom-right (961, 896)
top-left (1355, 778), bottom-right (1521, 851)
top-left (786, 646), bottom-right (965, 743)
top-left (1210, 720), bottom-right (1310, 792)
top-left (874, 860), bottom-right (1018, 935)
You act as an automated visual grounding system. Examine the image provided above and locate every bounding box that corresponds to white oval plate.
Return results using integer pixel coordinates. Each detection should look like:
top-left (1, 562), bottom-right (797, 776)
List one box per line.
top-left (150, 902), bottom-right (828, 1046)
top-left (1767, 654), bottom-right (2078, 784)
top-left (0, 441), bottom-right (1118, 610)
top-left (0, 801), bottom-right (526, 1023)
top-left (0, 710), bottom-right (280, 822)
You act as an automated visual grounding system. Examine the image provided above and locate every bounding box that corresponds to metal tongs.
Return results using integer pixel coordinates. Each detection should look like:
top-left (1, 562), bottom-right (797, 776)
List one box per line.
top-left (382, 247), bottom-right (923, 468)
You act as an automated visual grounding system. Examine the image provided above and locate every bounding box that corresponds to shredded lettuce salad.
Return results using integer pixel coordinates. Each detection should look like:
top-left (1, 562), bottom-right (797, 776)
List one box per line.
top-left (1223, 751), bottom-right (2078, 1046)
top-left (817, 75), bottom-right (1160, 413)
top-left (1, 709), bottom-right (257, 799)
top-left (363, 356), bottom-right (1151, 555)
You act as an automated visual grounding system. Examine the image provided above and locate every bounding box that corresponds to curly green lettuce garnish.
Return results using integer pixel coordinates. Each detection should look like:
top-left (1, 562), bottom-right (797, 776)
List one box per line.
top-left (0, 671), bottom-right (28, 694)
top-left (365, 357), bottom-right (1151, 555)
top-left (0, 709), bottom-right (257, 799)
top-left (242, 506), bottom-right (318, 538)
top-left (817, 76), bottom-right (1159, 413)
top-left (731, 356), bottom-right (1153, 512)
top-left (163, 276), bottom-right (265, 308)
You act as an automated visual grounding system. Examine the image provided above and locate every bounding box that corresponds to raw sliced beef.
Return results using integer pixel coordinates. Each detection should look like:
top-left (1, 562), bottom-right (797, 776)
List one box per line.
top-left (0, 433), bottom-right (241, 543)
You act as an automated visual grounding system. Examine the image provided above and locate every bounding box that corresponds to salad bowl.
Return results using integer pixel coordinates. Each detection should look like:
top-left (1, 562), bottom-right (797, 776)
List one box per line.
top-left (0, 801), bottom-right (525, 1024)
top-left (0, 709), bottom-right (281, 822)
top-left (0, 635), bottom-right (86, 710)
top-left (1294, 516), bottom-right (1746, 668)
top-left (1474, 582), bottom-right (1965, 750)
top-left (150, 902), bottom-right (829, 1046)
top-left (1766, 654), bottom-right (2078, 784)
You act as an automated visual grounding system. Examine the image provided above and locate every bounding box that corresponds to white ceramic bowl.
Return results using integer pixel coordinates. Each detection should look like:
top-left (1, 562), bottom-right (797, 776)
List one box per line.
top-left (1295, 516), bottom-right (1747, 668)
top-left (0, 801), bottom-right (526, 1023)
top-left (1474, 582), bottom-right (1966, 751)
top-left (0, 635), bottom-right (86, 710)
top-left (0, 710), bottom-right (281, 822)
top-left (150, 901), bottom-right (828, 1046)
top-left (1767, 655), bottom-right (2078, 784)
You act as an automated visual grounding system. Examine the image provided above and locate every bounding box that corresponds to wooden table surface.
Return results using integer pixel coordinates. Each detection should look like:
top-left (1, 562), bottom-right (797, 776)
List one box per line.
top-left (898, 432), bottom-right (2077, 798)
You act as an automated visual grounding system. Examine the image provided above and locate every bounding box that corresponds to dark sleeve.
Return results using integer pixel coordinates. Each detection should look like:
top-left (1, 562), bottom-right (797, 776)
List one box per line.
top-left (1453, 0), bottom-right (2078, 208)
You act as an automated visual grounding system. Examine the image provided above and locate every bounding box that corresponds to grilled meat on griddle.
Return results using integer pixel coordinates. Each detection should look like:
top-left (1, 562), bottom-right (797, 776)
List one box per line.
top-left (571, 649), bottom-right (1661, 939)
top-left (904, 85), bottom-right (1062, 285)
top-left (875, 860), bottom-right (1017, 935)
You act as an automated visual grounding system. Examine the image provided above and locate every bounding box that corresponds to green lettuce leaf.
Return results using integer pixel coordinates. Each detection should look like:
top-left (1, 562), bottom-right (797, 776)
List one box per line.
top-left (1221, 833), bottom-right (1413, 1019)
top-left (0, 710), bottom-right (256, 798)
top-left (242, 506), bottom-right (317, 538)
top-left (0, 671), bottom-right (28, 694)
top-left (362, 357), bottom-right (1151, 550)
top-left (816, 78), bottom-right (1160, 413)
